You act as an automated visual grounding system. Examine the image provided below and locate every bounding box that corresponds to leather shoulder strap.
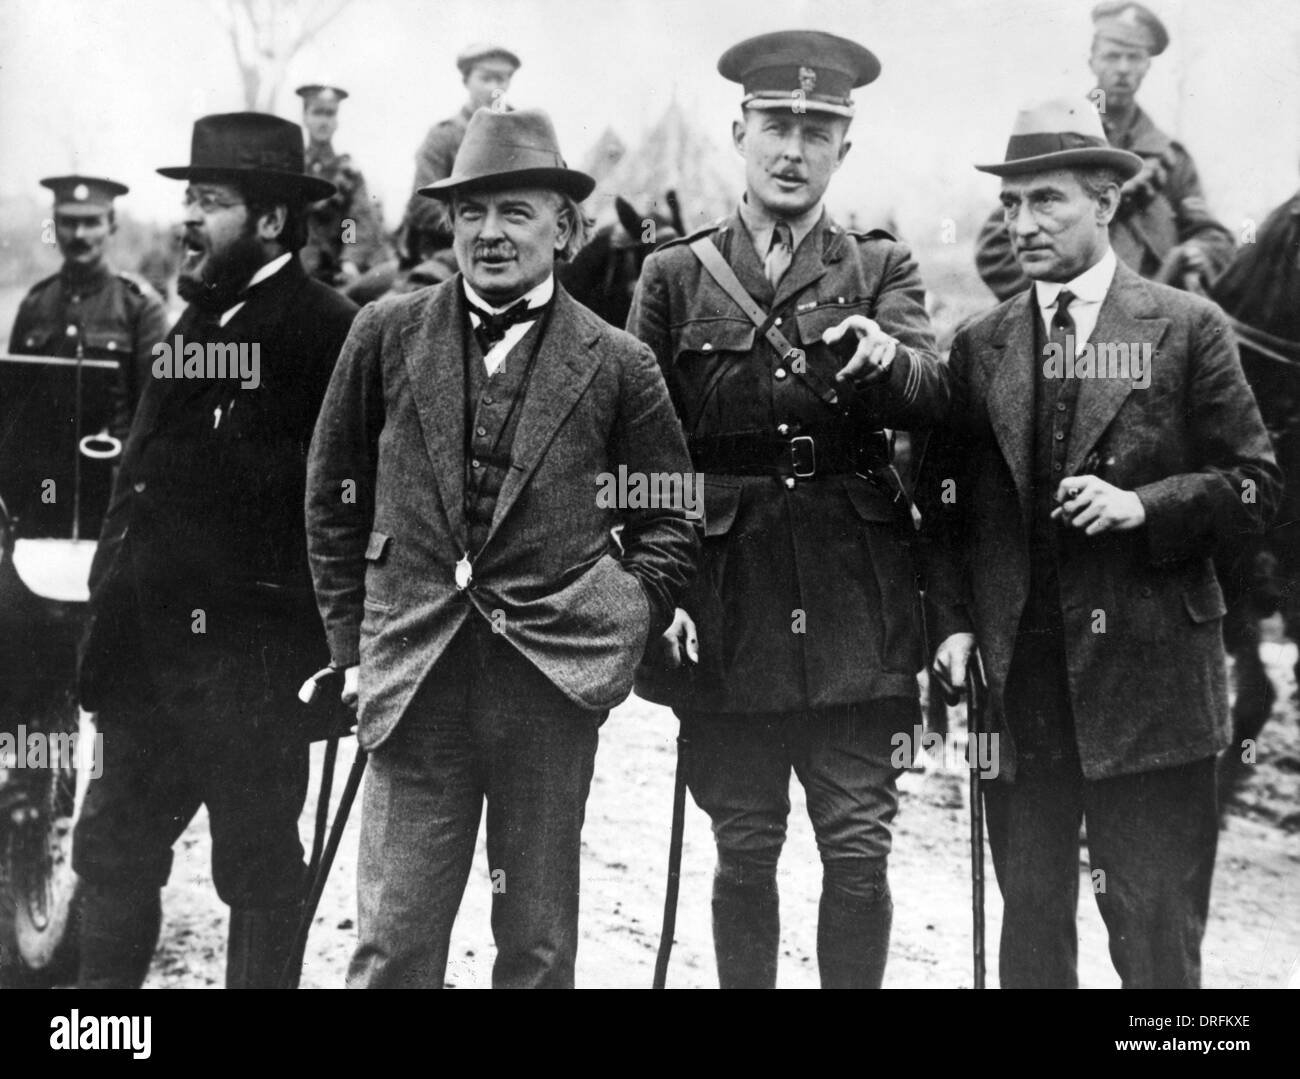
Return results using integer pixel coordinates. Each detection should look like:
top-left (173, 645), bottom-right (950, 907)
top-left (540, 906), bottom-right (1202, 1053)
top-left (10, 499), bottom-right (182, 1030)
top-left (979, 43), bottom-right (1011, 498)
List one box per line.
top-left (688, 237), bottom-right (840, 407)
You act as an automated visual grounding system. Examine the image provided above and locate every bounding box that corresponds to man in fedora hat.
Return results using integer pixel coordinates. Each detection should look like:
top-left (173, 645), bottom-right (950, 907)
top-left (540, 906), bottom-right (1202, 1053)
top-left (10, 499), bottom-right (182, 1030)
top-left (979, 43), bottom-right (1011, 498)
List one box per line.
top-left (627, 30), bottom-right (950, 989)
top-left (9, 176), bottom-right (169, 445)
top-left (398, 43), bottom-right (522, 273)
top-left (975, 2), bottom-right (1233, 301)
top-left (296, 84), bottom-right (389, 287)
top-left (919, 97), bottom-right (1280, 988)
top-left (306, 106), bottom-right (697, 988)
top-left (73, 112), bottom-right (359, 988)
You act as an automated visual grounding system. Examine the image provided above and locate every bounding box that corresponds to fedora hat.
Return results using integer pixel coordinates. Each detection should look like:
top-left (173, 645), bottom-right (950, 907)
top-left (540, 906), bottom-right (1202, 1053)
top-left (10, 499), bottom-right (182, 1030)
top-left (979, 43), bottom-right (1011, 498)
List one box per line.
top-left (419, 108), bottom-right (595, 202)
top-left (158, 112), bottom-right (336, 202)
top-left (975, 96), bottom-right (1143, 179)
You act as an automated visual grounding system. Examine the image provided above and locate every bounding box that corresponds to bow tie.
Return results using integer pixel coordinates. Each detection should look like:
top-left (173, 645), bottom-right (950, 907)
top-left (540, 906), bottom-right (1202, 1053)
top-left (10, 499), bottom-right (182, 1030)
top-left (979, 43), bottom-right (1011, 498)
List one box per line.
top-left (467, 296), bottom-right (546, 351)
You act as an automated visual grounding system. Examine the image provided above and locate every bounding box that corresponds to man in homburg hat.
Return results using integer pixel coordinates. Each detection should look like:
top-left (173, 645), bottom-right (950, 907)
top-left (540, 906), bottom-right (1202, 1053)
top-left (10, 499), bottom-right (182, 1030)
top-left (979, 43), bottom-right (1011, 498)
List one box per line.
top-left (306, 107), bottom-right (698, 988)
top-left (296, 84), bottom-right (390, 286)
top-left (975, 2), bottom-right (1234, 300)
top-left (74, 113), bottom-right (359, 988)
top-left (398, 43), bottom-right (521, 271)
top-left (919, 97), bottom-right (1279, 987)
top-left (9, 176), bottom-right (169, 444)
top-left (627, 30), bottom-right (950, 989)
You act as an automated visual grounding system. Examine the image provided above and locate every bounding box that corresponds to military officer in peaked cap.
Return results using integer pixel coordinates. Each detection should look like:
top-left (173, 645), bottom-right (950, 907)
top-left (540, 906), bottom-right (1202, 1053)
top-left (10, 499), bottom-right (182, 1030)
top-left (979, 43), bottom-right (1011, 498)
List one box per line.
top-left (628, 30), bottom-right (950, 989)
top-left (974, 2), bottom-right (1233, 301)
top-left (296, 84), bottom-right (390, 287)
top-left (398, 43), bottom-right (522, 270)
top-left (9, 176), bottom-right (169, 448)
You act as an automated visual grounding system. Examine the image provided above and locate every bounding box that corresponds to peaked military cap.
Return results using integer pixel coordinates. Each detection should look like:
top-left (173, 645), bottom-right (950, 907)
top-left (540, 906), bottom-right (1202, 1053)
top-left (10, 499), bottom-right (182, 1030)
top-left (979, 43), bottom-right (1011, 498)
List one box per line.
top-left (718, 30), bottom-right (880, 118)
top-left (41, 175), bottom-right (128, 217)
top-left (1092, 2), bottom-right (1169, 56)
top-left (296, 84), bottom-right (349, 103)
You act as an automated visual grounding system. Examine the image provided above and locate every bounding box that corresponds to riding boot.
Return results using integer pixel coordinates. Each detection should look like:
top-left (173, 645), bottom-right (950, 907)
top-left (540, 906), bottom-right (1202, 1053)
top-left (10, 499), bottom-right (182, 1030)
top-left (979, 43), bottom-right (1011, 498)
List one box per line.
top-left (76, 882), bottom-right (162, 989)
top-left (711, 873), bottom-right (779, 989)
top-left (817, 881), bottom-right (893, 989)
top-left (226, 905), bottom-right (302, 989)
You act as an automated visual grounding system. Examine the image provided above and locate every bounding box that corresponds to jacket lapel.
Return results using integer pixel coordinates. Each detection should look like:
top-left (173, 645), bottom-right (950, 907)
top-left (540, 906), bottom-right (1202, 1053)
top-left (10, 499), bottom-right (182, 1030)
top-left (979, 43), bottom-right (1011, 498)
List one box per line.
top-left (985, 291), bottom-right (1037, 522)
top-left (400, 283), bottom-right (467, 547)
top-left (1063, 262), bottom-right (1169, 476)
top-left (489, 286), bottom-right (601, 536)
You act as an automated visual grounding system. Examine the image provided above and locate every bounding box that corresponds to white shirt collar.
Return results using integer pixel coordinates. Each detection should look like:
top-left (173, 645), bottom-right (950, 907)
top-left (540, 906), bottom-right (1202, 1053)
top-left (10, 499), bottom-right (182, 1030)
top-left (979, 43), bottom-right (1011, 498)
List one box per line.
top-left (1035, 247), bottom-right (1118, 310)
top-left (739, 195), bottom-right (824, 257)
top-left (218, 252), bottom-right (294, 327)
top-left (462, 274), bottom-right (554, 317)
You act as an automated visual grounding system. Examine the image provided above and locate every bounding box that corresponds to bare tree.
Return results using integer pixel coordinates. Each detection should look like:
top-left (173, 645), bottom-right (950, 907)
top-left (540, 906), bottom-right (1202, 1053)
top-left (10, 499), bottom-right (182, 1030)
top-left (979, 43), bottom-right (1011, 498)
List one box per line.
top-left (207, 0), bottom-right (353, 111)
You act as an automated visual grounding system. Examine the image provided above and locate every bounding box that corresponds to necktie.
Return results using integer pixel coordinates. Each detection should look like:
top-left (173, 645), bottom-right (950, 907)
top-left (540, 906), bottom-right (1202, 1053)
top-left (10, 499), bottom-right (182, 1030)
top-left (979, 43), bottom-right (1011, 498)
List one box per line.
top-left (764, 221), bottom-right (793, 290)
top-left (1050, 289), bottom-right (1077, 356)
top-left (468, 296), bottom-right (545, 353)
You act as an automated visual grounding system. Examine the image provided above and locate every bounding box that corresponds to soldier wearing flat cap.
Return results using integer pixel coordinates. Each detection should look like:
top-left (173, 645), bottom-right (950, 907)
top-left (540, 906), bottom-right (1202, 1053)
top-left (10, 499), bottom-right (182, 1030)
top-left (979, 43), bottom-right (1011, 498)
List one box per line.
top-left (307, 107), bottom-right (696, 987)
top-left (9, 176), bottom-right (169, 456)
top-left (398, 43), bottom-right (522, 270)
top-left (296, 84), bottom-right (390, 287)
top-left (975, 2), bottom-right (1233, 301)
top-left (920, 97), bottom-right (1279, 987)
top-left (628, 30), bottom-right (949, 989)
top-left (73, 113), bottom-right (358, 989)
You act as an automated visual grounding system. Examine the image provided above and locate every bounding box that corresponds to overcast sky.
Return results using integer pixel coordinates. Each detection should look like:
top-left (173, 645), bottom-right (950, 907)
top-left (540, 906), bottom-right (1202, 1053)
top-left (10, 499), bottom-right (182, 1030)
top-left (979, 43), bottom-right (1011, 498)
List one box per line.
top-left (2, 0), bottom-right (1298, 240)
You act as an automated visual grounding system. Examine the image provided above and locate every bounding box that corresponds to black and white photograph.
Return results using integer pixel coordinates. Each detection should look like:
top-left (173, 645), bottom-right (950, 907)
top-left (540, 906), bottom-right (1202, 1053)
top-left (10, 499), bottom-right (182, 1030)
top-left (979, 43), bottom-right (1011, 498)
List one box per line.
top-left (0, 0), bottom-right (1296, 1019)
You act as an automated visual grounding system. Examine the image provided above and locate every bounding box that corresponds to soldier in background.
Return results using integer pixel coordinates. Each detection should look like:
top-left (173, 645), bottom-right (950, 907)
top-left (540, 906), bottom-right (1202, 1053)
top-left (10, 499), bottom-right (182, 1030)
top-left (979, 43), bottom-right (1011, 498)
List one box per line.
top-left (297, 84), bottom-right (389, 287)
top-left (398, 43), bottom-right (520, 273)
top-left (974, 2), bottom-right (1234, 301)
top-left (10, 176), bottom-right (168, 443)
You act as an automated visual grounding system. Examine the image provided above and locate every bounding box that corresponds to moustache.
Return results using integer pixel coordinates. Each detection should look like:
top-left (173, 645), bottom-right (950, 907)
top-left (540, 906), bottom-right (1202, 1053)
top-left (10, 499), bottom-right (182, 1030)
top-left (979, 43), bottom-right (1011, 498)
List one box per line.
top-left (474, 243), bottom-right (516, 259)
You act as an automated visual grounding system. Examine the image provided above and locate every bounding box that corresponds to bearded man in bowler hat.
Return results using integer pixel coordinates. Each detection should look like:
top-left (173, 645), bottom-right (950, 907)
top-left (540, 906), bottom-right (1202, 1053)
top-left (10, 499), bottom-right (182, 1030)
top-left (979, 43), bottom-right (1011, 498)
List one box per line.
top-left (74, 113), bottom-right (359, 988)
top-left (628, 30), bottom-right (950, 989)
top-left (306, 107), bottom-right (698, 988)
top-left (919, 98), bottom-right (1279, 988)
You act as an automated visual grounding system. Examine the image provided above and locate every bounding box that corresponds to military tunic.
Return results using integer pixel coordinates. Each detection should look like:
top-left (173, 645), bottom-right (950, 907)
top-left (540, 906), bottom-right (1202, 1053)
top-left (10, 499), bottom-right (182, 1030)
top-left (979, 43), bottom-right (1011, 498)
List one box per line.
top-left (628, 209), bottom-right (949, 714)
top-left (975, 104), bottom-right (1235, 301)
top-left (401, 105), bottom-right (473, 249)
top-left (301, 141), bottom-right (389, 284)
top-left (9, 262), bottom-right (169, 441)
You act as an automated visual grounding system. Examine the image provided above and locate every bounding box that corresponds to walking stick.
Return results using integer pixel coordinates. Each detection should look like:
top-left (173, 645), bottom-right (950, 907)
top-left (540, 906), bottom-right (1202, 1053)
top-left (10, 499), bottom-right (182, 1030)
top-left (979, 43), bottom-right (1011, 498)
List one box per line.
top-left (652, 721), bottom-right (689, 989)
top-left (967, 650), bottom-right (989, 990)
top-left (280, 667), bottom-right (366, 989)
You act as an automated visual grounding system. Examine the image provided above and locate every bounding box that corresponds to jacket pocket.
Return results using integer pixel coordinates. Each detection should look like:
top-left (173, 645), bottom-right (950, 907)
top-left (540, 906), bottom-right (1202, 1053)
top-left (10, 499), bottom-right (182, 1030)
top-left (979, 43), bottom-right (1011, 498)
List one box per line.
top-left (1183, 577), bottom-right (1227, 624)
top-left (845, 478), bottom-right (924, 671)
top-left (672, 318), bottom-right (756, 362)
top-left (363, 530), bottom-right (394, 610)
top-left (82, 329), bottom-right (132, 358)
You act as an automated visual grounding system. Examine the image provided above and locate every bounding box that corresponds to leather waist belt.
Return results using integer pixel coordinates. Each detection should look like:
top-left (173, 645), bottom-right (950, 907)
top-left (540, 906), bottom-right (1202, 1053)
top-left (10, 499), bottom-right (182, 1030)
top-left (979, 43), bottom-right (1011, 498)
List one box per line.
top-left (688, 428), bottom-right (891, 479)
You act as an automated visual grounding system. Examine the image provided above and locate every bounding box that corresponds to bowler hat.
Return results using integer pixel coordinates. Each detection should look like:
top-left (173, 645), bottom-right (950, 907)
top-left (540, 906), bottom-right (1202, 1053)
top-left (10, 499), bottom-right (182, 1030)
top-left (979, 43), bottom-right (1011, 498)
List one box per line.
top-left (975, 97), bottom-right (1143, 179)
top-left (419, 108), bottom-right (595, 202)
top-left (158, 112), bottom-right (336, 202)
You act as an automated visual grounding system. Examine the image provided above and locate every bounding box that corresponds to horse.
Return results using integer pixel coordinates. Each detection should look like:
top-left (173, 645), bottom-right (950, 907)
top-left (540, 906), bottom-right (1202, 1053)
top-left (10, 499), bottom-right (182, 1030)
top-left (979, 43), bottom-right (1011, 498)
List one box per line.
top-left (1209, 187), bottom-right (1300, 806)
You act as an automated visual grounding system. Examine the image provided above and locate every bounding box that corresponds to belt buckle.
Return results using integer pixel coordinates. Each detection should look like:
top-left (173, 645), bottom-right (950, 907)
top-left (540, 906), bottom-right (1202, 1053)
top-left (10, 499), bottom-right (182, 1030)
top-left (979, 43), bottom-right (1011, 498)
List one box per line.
top-left (790, 435), bottom-right (816, 479)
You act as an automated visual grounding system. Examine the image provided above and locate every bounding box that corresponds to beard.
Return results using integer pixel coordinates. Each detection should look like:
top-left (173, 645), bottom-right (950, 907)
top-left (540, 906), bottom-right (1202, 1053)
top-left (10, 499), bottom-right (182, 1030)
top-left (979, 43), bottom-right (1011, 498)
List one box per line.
top-left (176, 221), bottom-right (268, 314)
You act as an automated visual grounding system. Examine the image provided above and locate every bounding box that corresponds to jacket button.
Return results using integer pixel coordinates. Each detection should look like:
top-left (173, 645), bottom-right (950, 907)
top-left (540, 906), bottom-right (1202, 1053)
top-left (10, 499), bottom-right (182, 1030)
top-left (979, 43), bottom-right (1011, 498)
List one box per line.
top-left (702, 342), bottom-right (713, 351)
top-left (471, 459), bottom-right (481, 469)
top-left (774, 317), bottom-right (783, 326)
top-left (774, 368), bottom-right (787, 379)
top-left (777, 423), bottom-right (790, 435)
top-left (476, 425), bottom-right (487, 436)
top-left (107, 341), bottom-right (117, 351)
top-left (784, 477), bottom-right (796, 489)
top-left (133, 481), bottom-right (146, 494)
top-left (65, 325), bottom-right (77, 337)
